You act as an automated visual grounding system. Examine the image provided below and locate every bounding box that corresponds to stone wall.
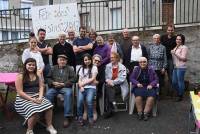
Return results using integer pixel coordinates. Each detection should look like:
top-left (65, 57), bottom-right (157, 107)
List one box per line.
top-left (0, 26), bottom-right (199, 81)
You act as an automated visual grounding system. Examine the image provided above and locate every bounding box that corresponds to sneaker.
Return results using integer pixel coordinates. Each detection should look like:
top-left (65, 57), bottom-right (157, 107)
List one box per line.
top-left (63, 118), bottom-right (70, 128)
top-left (143, 114), bottom-right (149, 121)
top-left (137, 113), bottom-right (143, 120)
top-left (26, 129), bottom-right (34, 134)
top-left (78, 117), bottom-right (84, 126)
top-left (46, 125), bottom-right (57, 134)
top-left (57, 94), bottom-right (64, 101)
top-left (89, 118), bottom-right (95, 126)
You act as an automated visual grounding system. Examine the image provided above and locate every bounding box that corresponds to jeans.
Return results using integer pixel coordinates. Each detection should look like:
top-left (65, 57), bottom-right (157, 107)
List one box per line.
top-left (172, 68), bottom-right (186, 96)
top-left (45, 87), bottom-right (72, 117)
top-left (77, 88), bottom-right (96, 119)
top-left (167, 59), bottom-right (174, 84)
top-left (155, 70), bottom-right (165, 95)
top-left (43, 64), bottom-right (51, 78)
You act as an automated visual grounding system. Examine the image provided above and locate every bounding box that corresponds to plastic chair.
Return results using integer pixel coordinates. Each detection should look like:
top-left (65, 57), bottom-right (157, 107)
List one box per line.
top-left (129, 82), bottom-right (159, 117)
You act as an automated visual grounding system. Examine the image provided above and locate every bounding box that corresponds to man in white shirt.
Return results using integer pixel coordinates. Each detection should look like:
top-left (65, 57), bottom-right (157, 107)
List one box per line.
top-left (124, 36), bottom-right (148, 74)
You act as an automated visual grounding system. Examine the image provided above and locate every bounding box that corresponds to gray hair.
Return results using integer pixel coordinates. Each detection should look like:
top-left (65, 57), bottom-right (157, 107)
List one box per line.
top-left (93, 54), bottom-right (102, 61)
top-left (153, 34), bottom-right (160, 39)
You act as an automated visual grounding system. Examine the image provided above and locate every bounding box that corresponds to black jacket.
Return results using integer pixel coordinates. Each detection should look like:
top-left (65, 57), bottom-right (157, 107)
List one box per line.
top-left (124, 44), bottom-right (148, 67)
top-left (52, 42), bottom-right (76, 68)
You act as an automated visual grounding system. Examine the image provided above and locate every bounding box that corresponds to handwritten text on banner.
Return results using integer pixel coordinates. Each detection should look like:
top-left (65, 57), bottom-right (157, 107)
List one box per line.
top-left (31, 3), bottom-right (80, 39)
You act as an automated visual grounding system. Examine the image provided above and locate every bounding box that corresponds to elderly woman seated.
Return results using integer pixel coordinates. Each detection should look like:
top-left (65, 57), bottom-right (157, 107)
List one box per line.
top-left (104, 52), bottom-right (129, 118)
top-left (130, 57), bottom-right (158, 121)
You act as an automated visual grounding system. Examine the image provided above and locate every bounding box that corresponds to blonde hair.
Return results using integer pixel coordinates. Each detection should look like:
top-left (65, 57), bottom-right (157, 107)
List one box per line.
top-left (111, 52), bottom-right (120, 62)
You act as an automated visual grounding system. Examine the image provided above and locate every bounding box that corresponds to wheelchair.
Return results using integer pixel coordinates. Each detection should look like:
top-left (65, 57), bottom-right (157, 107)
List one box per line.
top-left (99, 83), bottom-right (129, 116)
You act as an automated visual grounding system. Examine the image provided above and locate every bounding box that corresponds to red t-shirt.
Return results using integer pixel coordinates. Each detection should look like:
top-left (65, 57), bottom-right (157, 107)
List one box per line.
top-left (112, 66), bottom-right (118, 80)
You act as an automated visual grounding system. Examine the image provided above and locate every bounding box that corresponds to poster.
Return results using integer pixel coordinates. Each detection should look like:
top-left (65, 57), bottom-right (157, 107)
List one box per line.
top-left (31, 3), bottom-right (80, 39)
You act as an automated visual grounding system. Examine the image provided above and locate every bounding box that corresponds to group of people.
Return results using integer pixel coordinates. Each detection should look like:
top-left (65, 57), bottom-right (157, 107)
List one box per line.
top-left (14, 25), bottom-right (188, 134)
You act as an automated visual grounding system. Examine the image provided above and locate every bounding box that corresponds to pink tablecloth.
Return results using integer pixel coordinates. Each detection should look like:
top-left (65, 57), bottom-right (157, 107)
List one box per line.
top-left (0, 73), bottom-right (18, 84)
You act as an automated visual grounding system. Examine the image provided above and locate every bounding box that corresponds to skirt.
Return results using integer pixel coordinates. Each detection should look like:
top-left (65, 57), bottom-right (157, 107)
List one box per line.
top-left (15, 92), bottom-right (53, 122)
top-left (132, 87), bottom-right (157, 97)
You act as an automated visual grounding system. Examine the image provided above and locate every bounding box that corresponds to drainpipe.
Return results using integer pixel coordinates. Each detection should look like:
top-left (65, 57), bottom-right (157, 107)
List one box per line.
top-left (49, 0), bottom-right (53, 5)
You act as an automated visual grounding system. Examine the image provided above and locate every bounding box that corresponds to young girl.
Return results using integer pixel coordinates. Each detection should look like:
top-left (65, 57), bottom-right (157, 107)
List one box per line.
top-left (77, 53), bottom-right (98, 126)
top-left (15, 58), bottom-right (57, 134)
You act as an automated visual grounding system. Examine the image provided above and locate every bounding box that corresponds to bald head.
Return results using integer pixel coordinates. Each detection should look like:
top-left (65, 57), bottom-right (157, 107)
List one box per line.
top-left (131, 36), bottom-right (140, 47)
top-left (122, 28), bottom-right (129, 38)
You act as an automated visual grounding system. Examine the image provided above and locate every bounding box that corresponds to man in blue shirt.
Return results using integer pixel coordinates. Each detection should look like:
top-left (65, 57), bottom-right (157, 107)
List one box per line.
top-left (73, 26), bottom-right (93, 65)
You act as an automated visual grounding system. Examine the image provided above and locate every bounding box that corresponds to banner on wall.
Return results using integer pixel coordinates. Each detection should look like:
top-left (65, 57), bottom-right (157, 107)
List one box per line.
top-left (31, 3), bottom-right (80, 39)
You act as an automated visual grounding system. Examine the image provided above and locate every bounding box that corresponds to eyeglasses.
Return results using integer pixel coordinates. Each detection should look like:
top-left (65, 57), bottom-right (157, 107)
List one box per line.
top-left (94, 59), bottom-right (100, 62)
top-left (139, 61), bottom-right (147, 63)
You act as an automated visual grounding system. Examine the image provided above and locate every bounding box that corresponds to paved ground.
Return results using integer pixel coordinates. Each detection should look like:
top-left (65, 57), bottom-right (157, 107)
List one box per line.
top-left (0, 95), bottom-right (192, 134)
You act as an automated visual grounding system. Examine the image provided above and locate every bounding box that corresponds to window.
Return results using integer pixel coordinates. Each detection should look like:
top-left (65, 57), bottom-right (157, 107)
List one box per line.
top-left (0, 0), bottom-right (9, 17)
top-left (0, 0), bottom-right (8, 10)
top-left (11, 32), bottom-right (18, 40)
top-left (80, 13), bottom-right (90, 29)
top-left (2, 31), bottom-right (8, 41)
top-left (20, 0), bottom-right (33, 18)
top-left (111, 8), bottom-right (122, 29)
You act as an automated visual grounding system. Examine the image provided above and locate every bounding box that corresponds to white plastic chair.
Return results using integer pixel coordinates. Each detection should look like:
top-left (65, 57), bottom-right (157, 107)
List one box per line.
top-left (129, 82), bottom-right (158, 117)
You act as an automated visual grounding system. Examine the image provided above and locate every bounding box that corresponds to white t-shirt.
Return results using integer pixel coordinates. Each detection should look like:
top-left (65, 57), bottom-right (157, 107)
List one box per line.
top-left (130, 44), bottom-right (142, 62)
top-left (22, 48), bottom-right (44, 70)
top-left (78, 65), bottom-right (98, 89)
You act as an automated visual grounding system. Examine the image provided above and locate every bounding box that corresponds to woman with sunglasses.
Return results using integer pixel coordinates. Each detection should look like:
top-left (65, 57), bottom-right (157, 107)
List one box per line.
top-left (77, 54), bottom-right (98, 126)
top-left (130, 57), bottom-right (158, 121)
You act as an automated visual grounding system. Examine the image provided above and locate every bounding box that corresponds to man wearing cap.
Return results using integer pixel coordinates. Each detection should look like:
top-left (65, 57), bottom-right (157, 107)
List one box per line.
top-left (46, 54), bottom-right (76, 128)
top-left (52, 32), bottom-right (76, 68)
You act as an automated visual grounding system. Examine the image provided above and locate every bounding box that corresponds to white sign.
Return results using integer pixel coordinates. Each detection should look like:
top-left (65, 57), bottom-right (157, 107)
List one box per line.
top-left (31, 3), bottom-right (80, 39)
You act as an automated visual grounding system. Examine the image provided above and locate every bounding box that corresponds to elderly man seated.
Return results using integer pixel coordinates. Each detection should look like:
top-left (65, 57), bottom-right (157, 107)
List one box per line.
top-left (130, 57), bottom-right (158, 121)
top-left (45, 54), bottom-right (76, 128)
top-left (104, 52), bottom-right (129, 118)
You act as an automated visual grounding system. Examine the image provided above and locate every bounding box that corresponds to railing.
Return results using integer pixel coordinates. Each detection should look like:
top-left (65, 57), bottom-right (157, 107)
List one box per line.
top-left (0, 0), bottom-right (200, 44)
top-left (0, 8), bottom-right (32, 44)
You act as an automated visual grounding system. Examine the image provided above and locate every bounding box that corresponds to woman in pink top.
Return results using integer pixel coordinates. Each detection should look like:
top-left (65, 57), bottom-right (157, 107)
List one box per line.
top-left (171, 34), bottom-right (188, 101)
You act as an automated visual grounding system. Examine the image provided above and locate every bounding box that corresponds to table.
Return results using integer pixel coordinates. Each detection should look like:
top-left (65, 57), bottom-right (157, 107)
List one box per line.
top-left (189, 91), bottom-right (200, 134)
top-left (0, 73), bottom-right (17, 104)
